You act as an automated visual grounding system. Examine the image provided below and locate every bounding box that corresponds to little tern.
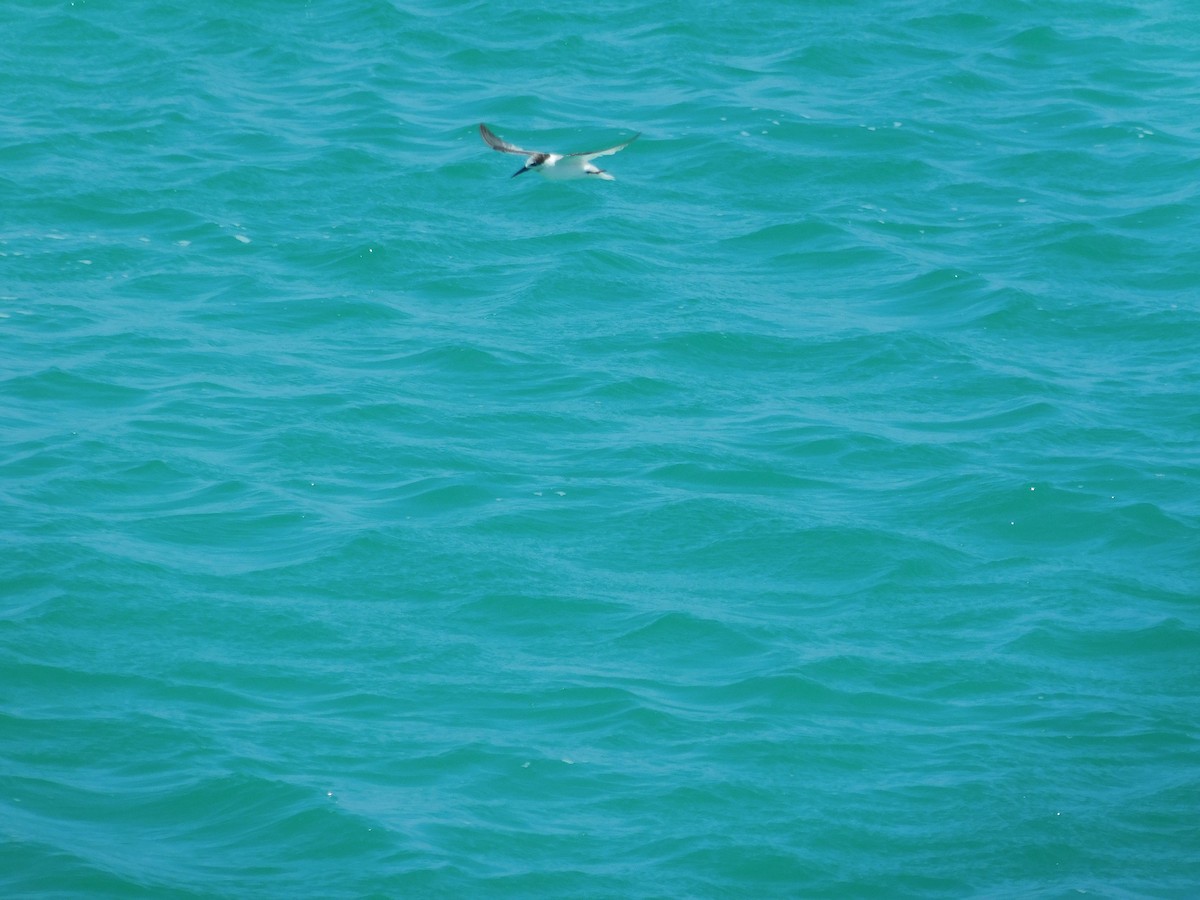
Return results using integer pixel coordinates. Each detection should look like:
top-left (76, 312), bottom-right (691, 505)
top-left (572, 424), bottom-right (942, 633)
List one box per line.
top-left (479, 123), bottom-right (640, 181)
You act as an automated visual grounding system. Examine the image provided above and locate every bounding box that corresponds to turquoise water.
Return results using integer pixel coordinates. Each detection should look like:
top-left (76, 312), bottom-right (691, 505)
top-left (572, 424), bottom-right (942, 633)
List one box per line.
top-left (3, 0), bottom-right (1199, 895)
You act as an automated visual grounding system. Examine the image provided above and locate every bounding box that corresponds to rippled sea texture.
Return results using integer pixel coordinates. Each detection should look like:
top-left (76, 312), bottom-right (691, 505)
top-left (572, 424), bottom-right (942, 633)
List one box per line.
top-left (3, 0), bottom-right (1199, 895)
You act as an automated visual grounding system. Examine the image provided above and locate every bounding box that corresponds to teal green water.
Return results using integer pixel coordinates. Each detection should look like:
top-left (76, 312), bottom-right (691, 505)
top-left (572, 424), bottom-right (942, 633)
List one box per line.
top-left (3, 0), bottom-right (1199, 896)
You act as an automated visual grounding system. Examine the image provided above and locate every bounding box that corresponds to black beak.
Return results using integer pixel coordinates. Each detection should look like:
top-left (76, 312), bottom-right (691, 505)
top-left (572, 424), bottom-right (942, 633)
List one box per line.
top-left (511, 165), bottom-right (529, 178)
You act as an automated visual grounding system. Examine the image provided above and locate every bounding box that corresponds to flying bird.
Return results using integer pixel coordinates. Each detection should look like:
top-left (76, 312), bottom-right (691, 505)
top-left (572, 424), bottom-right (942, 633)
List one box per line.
top-left (479, 123), bottom-right (639, 181)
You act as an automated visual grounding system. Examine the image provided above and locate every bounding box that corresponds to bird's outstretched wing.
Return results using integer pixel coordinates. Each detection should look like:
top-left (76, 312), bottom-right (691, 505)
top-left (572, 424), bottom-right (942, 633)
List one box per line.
top-left (479, 124), bottom-right (542, 155)
top-left (569, 133), bottom-right (640, 160)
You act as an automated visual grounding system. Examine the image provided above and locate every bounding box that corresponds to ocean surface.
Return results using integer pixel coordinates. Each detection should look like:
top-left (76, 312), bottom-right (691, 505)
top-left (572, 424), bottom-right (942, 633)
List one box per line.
top-left (2, 0), bottom-right (1198, 896)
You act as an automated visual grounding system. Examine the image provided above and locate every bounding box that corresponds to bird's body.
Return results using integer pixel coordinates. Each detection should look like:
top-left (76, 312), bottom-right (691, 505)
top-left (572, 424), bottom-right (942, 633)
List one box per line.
top-left (479, 123), bottom-right (639, 181)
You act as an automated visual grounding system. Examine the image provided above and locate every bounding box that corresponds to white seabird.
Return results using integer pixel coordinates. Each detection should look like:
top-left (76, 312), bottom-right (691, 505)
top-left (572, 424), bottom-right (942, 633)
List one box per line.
top-left (479, 123), bottom-right (640, 181)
